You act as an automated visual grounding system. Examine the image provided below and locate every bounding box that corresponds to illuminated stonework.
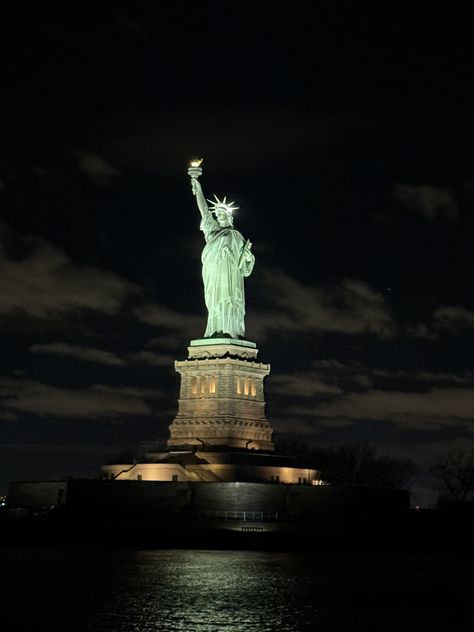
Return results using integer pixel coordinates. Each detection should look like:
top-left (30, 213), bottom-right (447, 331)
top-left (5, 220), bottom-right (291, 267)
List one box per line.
top-left (101, 459), bottom-right (323, 484)
top-left (167, 338), bottom-right (274, 450)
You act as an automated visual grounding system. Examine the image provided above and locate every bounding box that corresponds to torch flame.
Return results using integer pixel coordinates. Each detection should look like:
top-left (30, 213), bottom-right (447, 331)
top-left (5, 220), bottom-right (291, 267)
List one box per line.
top-left (190, 158), bottom-right (203, 168)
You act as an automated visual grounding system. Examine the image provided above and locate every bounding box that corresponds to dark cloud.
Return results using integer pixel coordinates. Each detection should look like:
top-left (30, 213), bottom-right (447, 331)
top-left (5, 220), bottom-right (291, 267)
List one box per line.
top-left (393, 183), bottom-right (458, 220)
top-left (373, 369), bottom-right (474, 386)
top-left (407, 323), bottom-right (439, 340)
top-left (0, 409), bottom-right (17, 421)
top-left (310, 360), bottom-right (474, 390)
top-left (248, 269), bottom-right (396, 340)
top-left (29, 342), bottom-right (180, 370)
top-left (310, 359), bottom-right (372, 386)
top-left (145, 334), bottom-right (186, 352)
top-left (30, 342), bottom-right (126, 366)
top-left (269, 373), bottom-right (343, 397)
top-left (0, 224), bottom-right (138, 319)
top-left (408, 305), bottom-right (474, 339)
top-left (433, 305), bottom-right (474, 333)
top-left (113, 15), bottom-right (150, 42)
top-left (269, 361), bottom-right (474, 448)
top-left (315, 386), bottom-right (474, 431)
top-left (76, 151), bottom-right (122, 186)
top-left (128, 350), bottom-right (176, 367)
top-left (90, 384), bottom-right (162, 398)
top-left (134, 303), bottom-right (204, 337)
top-left (0, 377), bottom-right (152, 419)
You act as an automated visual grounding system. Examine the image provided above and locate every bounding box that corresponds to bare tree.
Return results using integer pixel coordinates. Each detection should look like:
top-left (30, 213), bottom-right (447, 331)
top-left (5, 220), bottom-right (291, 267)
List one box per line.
top-left (274, 439), bottom-right (416, 490)
top-left (431, 449), bottom-right (474, 503)
top-left (319, 442), bottom-right (416, 489)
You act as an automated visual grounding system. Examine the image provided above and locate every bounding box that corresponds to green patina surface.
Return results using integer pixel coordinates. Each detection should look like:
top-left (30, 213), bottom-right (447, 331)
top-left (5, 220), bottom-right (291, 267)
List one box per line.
top-left (190, 338), bottom-right (256, 348)
top-left (189, 167), bottom-right (255, 339)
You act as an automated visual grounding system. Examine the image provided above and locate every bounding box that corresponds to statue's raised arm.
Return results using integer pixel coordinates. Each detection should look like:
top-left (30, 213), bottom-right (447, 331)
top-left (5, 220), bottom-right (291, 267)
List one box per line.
top-left (187, 160), bottom-right (255, 340)
top-left (191, 176), bottom-right (210, 218)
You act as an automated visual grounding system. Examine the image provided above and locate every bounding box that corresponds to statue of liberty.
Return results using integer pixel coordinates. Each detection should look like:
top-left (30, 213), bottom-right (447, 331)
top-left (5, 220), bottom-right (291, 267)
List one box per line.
top-left (188, 162), bottom-right (255, 339)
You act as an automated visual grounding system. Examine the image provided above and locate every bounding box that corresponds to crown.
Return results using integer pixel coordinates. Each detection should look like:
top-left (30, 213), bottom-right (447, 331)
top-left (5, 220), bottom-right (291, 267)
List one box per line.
top-left (206, 194), bottom-right (239, 216)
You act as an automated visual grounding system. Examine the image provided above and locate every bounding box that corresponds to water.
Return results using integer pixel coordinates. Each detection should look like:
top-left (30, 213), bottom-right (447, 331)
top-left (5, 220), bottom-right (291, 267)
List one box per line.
top-left (2, 547), bottom-right (472, 631)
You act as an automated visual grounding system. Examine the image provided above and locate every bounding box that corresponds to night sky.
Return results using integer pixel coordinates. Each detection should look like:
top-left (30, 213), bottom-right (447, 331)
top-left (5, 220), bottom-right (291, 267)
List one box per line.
top-left (1, 6), bottom-right (473, 505)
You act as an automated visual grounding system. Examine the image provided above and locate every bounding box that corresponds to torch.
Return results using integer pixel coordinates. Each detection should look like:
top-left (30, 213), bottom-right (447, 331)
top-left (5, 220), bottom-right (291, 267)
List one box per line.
top-left (188, 158), bottom-right (203, 180)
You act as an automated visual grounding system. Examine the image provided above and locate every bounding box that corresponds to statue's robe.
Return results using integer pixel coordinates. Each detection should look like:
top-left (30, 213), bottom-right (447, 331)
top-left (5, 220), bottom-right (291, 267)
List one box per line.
top-left (200, 211), bottom-right (254, 339)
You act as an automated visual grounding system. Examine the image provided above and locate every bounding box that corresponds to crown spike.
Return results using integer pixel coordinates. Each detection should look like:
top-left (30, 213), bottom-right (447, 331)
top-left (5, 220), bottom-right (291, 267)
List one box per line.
top-left (205, 194), bottom-right (239, 216)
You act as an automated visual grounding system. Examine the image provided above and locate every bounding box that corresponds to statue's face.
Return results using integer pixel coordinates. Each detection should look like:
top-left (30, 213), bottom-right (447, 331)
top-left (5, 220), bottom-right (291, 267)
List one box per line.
top-left (216, 210), bottom-right (232, 227)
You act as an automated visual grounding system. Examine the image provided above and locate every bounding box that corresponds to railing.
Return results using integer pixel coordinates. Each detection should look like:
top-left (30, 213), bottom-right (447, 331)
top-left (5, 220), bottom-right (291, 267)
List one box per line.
top-left (195, 510), bottom-right (294, 522)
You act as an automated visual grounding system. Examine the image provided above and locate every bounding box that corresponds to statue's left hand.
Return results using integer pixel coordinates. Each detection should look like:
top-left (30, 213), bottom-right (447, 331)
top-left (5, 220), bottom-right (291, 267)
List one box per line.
top-left (191, 178), bottom-right (201, 196)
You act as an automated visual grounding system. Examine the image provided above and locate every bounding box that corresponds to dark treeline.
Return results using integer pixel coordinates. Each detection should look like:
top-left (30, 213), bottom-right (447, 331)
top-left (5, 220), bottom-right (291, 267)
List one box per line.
top-left (274, 439), bottom-right (417, 491)
top-left (431, 449), bottom-right (474, 505)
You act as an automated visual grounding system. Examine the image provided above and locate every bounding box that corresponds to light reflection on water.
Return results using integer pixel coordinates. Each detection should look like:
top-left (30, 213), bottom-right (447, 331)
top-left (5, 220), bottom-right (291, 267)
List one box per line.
top-left (2, 547), bottom-right (471, 631)
top-left (85, 550), bottom-right (321, 632)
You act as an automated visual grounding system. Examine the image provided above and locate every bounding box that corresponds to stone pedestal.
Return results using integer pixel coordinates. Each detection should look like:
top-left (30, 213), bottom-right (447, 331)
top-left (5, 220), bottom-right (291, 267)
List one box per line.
top-left (168, 338), bottom-right (274, 450)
